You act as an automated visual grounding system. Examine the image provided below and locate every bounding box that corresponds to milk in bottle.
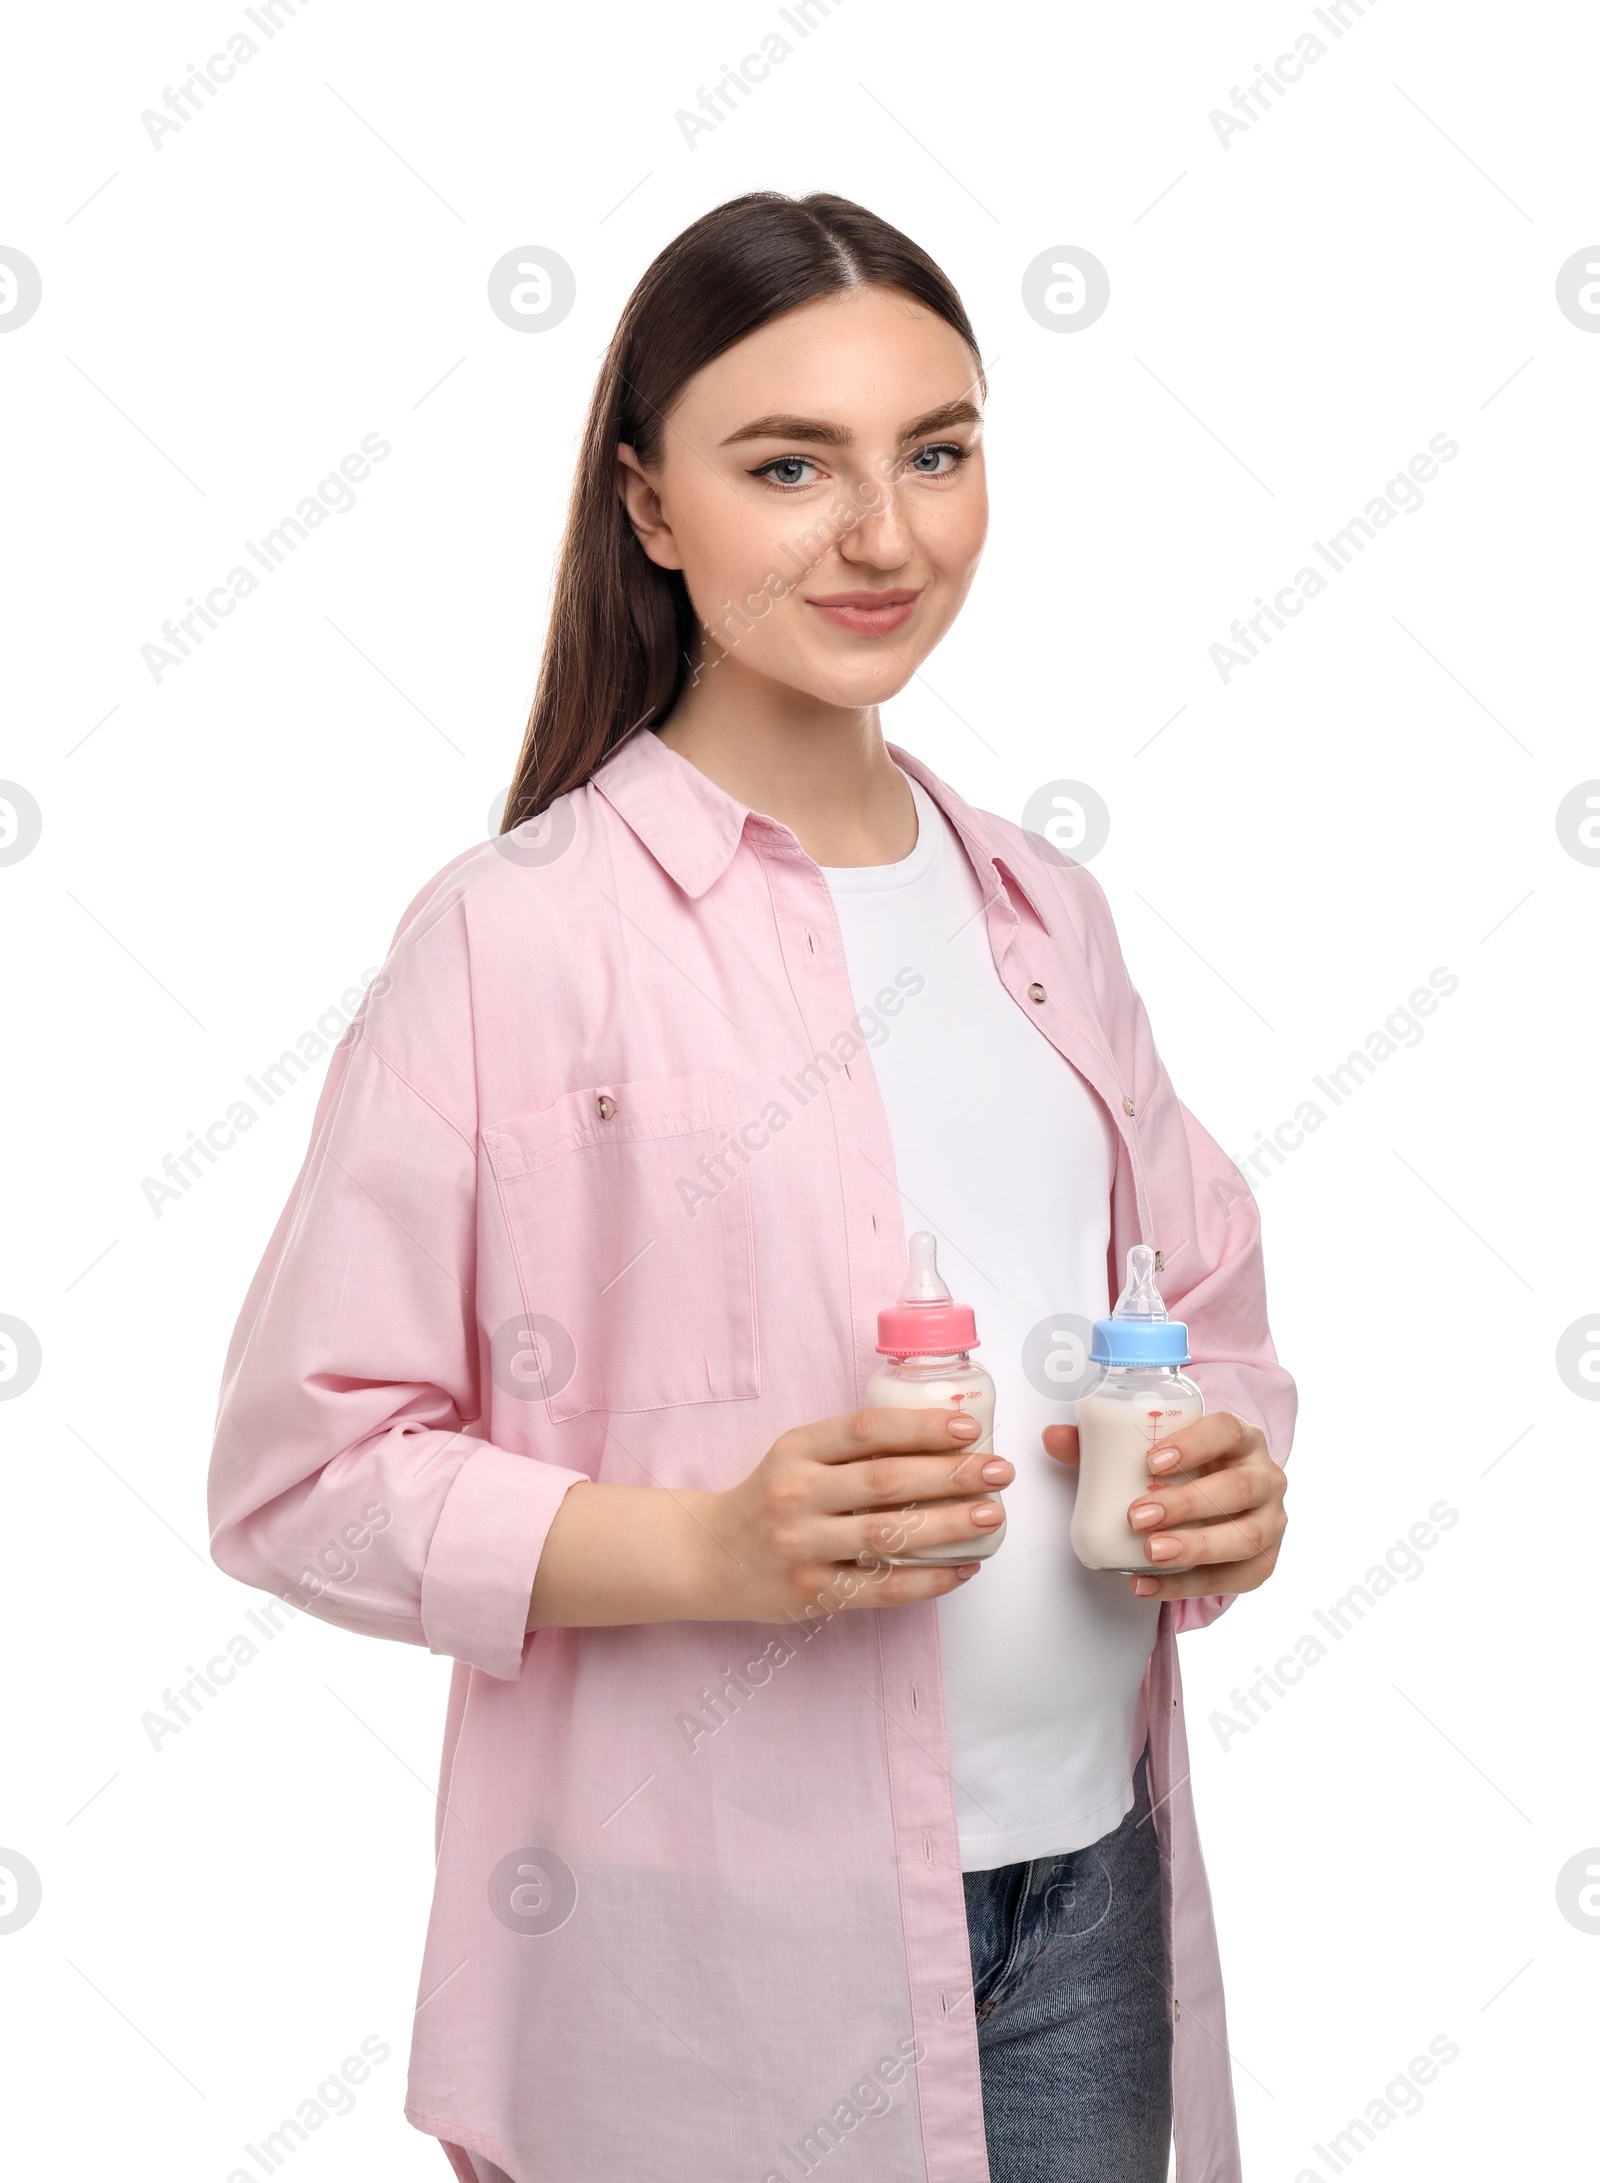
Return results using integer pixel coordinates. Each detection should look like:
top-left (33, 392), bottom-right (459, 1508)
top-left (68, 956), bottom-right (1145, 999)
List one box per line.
top-left (863, 1232), bottom-right (1005, 1564)
top-left (1071, 1244), bottom-right (1204, 1574)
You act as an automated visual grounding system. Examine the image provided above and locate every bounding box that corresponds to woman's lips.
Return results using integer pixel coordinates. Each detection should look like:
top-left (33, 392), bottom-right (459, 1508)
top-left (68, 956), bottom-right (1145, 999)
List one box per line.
top-left (804, 589), bottom-right (921, 637)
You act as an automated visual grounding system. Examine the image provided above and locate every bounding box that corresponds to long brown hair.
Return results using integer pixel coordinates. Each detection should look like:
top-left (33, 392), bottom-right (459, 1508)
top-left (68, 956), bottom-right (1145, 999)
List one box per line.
top-left (501, 191), bottom-right (983, 829)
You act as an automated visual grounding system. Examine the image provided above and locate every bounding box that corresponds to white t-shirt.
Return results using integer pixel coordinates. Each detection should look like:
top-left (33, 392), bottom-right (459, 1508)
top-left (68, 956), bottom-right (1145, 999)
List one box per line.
top-left (820, 771), bottom-right (1161, 1872)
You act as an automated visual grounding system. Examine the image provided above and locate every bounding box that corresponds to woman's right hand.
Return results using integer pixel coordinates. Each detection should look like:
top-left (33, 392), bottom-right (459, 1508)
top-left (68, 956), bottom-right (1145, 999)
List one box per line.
top-left (693, 1407), bottom-right (1011, 1624)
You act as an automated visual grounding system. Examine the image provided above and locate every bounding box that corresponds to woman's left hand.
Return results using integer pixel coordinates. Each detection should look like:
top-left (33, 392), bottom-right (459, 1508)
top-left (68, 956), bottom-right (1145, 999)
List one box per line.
top-left (1042, 1412), bottom-right (1287, 1600)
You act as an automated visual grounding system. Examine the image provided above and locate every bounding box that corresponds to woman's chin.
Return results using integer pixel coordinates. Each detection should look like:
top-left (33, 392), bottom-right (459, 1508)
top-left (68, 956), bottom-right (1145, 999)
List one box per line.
top-left (773, 655), bottom-right (922, 712)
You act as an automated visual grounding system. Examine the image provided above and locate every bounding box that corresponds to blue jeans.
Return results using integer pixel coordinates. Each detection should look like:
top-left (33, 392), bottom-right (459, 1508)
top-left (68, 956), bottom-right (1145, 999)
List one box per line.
top-left (962, 1744), bottom-right (1172, 2182)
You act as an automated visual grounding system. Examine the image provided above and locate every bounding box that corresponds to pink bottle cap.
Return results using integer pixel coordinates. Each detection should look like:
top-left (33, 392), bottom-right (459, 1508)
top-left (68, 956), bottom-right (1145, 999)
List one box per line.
top-left (875, 1232), bottom-right (980, 1356)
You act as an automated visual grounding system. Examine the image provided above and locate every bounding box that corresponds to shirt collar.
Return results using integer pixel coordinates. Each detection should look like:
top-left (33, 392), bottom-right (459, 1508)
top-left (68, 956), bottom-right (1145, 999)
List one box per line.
top-left (590, 726), bottom-right (1054, 937)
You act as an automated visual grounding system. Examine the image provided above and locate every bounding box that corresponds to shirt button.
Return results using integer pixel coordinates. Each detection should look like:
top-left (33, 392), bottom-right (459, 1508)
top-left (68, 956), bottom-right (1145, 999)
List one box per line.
top-left (596, 1094), bottom-right (617, 1120)
top-left (1027, 982), bottom-right (1047, 1004)
top-left (1122, 1095), bottom-right (1136, 1116)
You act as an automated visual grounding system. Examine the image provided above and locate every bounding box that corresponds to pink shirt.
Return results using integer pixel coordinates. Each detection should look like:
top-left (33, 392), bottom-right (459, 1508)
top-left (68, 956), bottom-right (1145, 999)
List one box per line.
top-left (208, 725), bottom-right (1296, 2183)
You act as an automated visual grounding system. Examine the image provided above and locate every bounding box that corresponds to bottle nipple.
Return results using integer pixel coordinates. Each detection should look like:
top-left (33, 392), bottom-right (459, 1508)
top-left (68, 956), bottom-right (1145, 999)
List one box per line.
top-left (875, 1232), bottom-right (979, 1357)
top-left (898, 1231), bottom-right (953, 1307)
top-left (1112, 1243), bottom-right (1168, 1323)
top-left (1090, 1244), bottom-right (1189, 1367)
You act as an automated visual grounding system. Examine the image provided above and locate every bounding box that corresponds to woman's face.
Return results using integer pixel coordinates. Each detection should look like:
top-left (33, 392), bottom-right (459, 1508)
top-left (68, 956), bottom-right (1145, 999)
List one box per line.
top-left (617, 284), bottom-right (988, 711)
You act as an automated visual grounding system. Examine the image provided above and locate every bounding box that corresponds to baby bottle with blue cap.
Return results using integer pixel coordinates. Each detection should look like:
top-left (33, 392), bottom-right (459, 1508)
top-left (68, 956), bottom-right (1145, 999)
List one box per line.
top-left (1070, 1244), bottom-right (1204, 1574)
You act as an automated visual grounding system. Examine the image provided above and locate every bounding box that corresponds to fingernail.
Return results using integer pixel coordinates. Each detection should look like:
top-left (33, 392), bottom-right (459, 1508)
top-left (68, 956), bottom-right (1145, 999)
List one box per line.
top-left (1148, 1536), bottom-right (1182, 1562)
top-left (948, 1415), bottom-right (979, 1439)
top-left (1131, 1575), bottom-right (1159, 1596)
top-left (1149, 1449), bottom-right (1178, 1471)
top-left (981, 1460), bottom-right (1009, 1483)
top-left (956, 1562), bottom-right (981, 1580)
top-left (1129, 1501), bottom-right (1162, 1527)
top-left (970, 1502), bottom-right (1001, 1527)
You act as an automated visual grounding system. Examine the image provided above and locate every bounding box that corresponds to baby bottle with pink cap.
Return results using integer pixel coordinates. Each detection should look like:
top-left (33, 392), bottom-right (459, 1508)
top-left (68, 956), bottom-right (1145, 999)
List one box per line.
top-left (862, 1232), bottom-right (1005, 1564)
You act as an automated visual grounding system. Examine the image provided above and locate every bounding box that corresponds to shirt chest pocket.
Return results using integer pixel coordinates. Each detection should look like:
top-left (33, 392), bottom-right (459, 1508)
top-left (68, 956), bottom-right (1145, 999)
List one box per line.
top-left (483, 1070), bottom-right (760, 1422)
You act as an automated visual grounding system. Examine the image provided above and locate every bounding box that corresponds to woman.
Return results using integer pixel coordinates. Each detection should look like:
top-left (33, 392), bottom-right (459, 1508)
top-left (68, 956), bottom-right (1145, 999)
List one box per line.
top-left (209, 191), bottom-right (1294, 2183)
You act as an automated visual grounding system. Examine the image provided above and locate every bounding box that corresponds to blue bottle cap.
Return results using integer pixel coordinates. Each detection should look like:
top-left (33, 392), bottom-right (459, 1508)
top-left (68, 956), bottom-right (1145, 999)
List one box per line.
top-left (1089, 1317), bottom-right (1191, 1366)
top-left (1089, 1244), bottom-right (1191, 1367)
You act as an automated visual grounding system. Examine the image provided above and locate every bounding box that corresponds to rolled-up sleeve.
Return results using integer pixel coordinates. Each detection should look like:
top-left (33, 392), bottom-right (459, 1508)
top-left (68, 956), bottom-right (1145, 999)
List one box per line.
top-left (206, 911), bottom-right (589, 1681)
top-left (1162, 1094), bottom-right (1298, 1634)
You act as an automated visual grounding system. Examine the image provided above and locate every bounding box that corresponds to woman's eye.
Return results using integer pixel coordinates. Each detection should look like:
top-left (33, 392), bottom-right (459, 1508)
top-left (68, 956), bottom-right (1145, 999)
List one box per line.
top-left (906, 442), bottom-right (968, 476)
top-left (750, 443), bottom-right (969, 489)
top-left (753, 455), bottom-right (821, 489)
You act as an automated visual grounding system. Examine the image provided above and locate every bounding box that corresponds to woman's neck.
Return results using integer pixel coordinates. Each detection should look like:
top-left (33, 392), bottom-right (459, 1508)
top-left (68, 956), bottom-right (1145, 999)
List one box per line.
top-left (656, 661), bottom-right (918, 869)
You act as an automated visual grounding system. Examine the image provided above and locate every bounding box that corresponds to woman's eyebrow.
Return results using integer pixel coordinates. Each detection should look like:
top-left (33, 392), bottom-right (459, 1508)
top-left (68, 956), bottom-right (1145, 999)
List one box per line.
top-left (899, 398), bottom-right (982, 441)
top-left (720, 413), bottom-right (852, 448)
top-left (719, 398), bottom-right (983, 450)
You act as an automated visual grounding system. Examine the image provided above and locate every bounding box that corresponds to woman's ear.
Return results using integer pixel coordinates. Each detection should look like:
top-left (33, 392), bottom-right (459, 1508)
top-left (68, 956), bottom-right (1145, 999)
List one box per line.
top-left (615, 444), bottom-right (683, 571)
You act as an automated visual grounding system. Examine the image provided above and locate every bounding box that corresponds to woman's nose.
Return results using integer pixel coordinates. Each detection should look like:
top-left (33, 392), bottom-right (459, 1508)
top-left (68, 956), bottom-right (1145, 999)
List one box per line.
top-left (837, 478), bottom-right (914, 568)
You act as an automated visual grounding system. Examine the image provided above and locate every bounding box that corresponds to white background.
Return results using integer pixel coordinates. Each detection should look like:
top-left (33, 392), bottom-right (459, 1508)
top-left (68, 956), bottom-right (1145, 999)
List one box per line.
top-left (2, 2), bottom-right (1596, 2177)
